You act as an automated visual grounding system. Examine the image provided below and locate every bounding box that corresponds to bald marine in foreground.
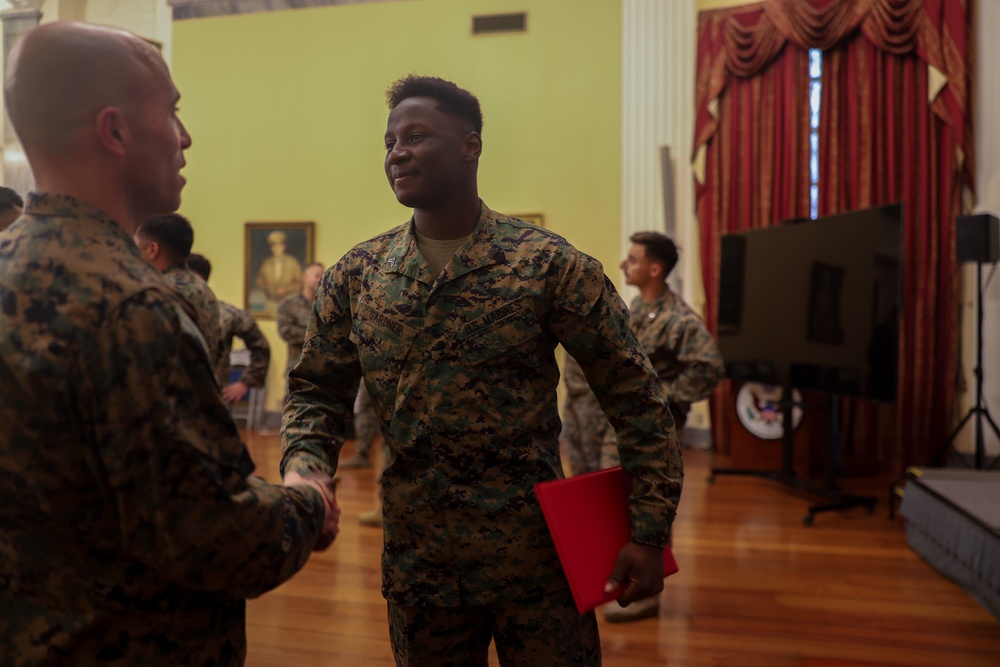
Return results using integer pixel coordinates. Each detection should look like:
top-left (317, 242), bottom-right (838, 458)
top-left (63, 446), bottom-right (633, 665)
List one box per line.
top-left (0, 22), bottom-right (339, 666)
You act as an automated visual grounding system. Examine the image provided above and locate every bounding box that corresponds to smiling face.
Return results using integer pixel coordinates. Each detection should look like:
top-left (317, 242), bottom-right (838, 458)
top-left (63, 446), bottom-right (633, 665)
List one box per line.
top-left (383, 96), bottom-right (480, 211)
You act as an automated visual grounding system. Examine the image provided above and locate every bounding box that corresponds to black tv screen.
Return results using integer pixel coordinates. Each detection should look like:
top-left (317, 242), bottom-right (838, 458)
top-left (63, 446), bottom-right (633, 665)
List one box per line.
top-left (717, 203), bottom-right (902, 402)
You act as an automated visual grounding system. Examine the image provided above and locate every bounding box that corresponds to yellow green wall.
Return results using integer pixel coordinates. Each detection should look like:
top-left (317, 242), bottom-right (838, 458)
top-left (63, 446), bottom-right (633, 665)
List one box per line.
top-left (172, 0), bottom-right (623, 411)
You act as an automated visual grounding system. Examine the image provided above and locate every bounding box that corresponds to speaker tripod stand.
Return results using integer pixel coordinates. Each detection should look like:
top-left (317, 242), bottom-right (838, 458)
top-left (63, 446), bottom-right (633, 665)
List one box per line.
top-left (938, 260), bottom-right (1000, 470)
top-left (889, 224), bottom-right (1000, 519)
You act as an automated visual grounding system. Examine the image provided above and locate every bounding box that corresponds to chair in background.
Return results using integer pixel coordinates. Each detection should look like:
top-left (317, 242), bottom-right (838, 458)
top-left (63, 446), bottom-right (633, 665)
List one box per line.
top-left (228, 348), bottom-right (266, 432)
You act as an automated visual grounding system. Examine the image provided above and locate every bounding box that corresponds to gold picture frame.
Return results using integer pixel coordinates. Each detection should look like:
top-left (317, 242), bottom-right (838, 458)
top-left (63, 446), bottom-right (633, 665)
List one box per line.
top-left (244, 221), bottom-right (315, 319)
top-left (515, 213), bottom-right (545, 228)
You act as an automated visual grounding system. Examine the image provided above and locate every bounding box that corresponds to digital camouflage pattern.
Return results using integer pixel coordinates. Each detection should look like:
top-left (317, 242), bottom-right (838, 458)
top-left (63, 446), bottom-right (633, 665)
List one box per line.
top-left (388, 587), bottom-right (599, 666)
top-left (628, 287), bottom-right (724, 416)
top-left (276, 291), bottom-right (311, 375)
top-left (162, 261), bottom-right (225, 372)
top-left (560, 355), bottom-right (614, 476)
top-left (0, 193), bottom-right (326, 666)
top-left (563, 287), bottom-right (724, 472)
top-left (216, 300), bottom-right (271, 388)
top-left (282, 203), bottom-right (682, 607)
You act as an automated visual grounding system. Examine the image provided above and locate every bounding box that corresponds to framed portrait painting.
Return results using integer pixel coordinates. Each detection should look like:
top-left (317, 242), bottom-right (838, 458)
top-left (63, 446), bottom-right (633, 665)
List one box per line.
top-left (244, 221), bottom-right (315, 319)
top-left (515, 213), bottom-right (545, 228)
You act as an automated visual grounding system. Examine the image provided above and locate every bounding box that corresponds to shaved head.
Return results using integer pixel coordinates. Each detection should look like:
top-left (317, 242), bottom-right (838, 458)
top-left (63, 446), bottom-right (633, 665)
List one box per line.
top-left (4, 22), bottom-right (167, 154)
top-left (3, 21), bottom-right (192, 231)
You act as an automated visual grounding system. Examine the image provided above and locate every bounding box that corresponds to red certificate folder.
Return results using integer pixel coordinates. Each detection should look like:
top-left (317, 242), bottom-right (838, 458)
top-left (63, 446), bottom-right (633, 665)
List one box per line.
top-left (534, 466), bottom-right (679, 614)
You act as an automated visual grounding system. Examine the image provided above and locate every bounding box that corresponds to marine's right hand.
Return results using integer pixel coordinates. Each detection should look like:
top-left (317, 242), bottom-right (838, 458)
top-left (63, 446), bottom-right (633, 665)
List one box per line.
top-left (283, 470), bottom-right (341, 551)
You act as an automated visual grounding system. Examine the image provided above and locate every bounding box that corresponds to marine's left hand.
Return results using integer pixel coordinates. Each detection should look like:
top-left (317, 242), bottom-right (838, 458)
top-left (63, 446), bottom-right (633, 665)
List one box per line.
top-left (603, 541), bottom-right (665, 606)
top-left (222, 381), bottom-right (249, 403)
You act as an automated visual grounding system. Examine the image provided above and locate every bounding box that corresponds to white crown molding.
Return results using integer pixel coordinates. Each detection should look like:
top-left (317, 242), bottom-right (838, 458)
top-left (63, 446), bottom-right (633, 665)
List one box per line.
top-left (167, 0), bottom-right (401, 21)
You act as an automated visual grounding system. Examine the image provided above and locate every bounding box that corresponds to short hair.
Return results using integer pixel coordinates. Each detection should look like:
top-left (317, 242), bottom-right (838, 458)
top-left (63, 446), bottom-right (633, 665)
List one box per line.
top-left (3, 23), bottom-right (162, 155)
top-left (0, 186), bottom-right (23, 211)
top-left (267, 231), bottom-right (287, 246)
top-left (386, 75), bottom-right (483, 134)
top-left (136, 213), bottom-right (194, 263)
top-left (630, 231), bottom-right (679, 277)
top-left (187, 252), bottom-right (212, 281)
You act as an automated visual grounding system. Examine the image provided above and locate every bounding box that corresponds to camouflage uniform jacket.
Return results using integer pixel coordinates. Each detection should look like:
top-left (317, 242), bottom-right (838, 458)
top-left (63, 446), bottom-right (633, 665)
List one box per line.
top-left (162, 261), bottom-right (224, 373)
top-left (276, 292), bottom-right (311, 374)
top-left (216, 300), bottom-right (271, 388)
top-left (628, 288), bottom-right (724, 406)
top-left (282, 203), bottom-right (682, 606)
top-left (0, 194), bottom-right (325, 666)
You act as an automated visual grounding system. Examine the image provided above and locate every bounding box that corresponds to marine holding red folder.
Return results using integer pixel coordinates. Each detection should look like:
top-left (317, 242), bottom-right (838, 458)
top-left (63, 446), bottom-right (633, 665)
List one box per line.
top-left (281, 75), bottom-right (684, 666)
top-left (535, 466), bottom-right (680, 614)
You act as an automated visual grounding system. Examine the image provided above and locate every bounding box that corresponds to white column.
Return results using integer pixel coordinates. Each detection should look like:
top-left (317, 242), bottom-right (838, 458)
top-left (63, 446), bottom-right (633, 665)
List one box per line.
top-left (960, 0), bottom-right (1000, 458)
top-left (622, 0), bottom-right (712, 438)
top-left (1, 7), bottom-right (40, 195)
top-left (620, 0), bottom-right (697, 306)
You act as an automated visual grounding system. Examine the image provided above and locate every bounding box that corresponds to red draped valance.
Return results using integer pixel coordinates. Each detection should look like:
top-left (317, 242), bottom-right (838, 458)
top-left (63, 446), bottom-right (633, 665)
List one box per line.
top-left (693, 0), bottom-right (974, 475)
top-left (694, 0), bottom-right (972, 191)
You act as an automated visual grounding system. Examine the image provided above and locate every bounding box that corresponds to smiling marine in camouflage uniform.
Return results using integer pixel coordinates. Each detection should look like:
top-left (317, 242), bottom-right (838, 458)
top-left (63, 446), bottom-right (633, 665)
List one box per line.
top-left (281, 75), bottom-right (683, 666)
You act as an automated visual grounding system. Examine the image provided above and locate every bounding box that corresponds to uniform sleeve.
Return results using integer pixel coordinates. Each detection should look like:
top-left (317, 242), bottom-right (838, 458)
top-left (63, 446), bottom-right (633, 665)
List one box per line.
top-left (232, 309), bottom-right (271, 388)
top-left (213, 336), bottom-right (231, 387)
top-left (90, 290), bottom-right (324, 599)
top-left (276, 297), bottom-right (306, 344)
top-left (658, 316), bottom-right (725, 403)
top-left (280, 262), bottom-right (360, 477)
top-left (547, 248), bottom-right (682, 547)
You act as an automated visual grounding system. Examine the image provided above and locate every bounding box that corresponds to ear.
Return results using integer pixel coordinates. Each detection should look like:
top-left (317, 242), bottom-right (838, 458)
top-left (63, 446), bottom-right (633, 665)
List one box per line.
top-left (463, 131), bottom-right (482, 162)
top-left (136, 239), bottom-right (160, 262)
top-left (96, 107), bottom-right (127, 157)
top-left (649, 262), bottom-right (665, 280)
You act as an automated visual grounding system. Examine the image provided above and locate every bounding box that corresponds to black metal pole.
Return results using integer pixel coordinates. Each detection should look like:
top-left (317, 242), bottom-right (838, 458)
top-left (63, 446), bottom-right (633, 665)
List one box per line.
top-left (781, 385), bottom-right (795, 478)
top-left (975, 261), bottom-right (985, 469)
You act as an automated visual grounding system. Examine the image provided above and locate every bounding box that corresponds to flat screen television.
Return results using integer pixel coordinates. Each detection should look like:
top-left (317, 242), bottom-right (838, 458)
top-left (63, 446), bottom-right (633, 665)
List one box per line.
top-left (716, 203), bottom-right (902, 402)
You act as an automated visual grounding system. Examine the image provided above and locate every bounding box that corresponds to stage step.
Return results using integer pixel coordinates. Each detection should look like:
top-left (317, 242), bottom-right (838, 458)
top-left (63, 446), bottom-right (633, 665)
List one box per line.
top-left (900, 467), bottom-right (1000, 621)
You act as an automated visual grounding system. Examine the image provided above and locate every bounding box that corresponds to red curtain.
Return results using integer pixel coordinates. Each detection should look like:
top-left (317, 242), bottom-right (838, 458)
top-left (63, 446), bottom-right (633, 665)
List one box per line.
top-left (694, 0), bottom-right (973, 474)
top-left (694, 6), bottom-right (813, 457)
top-left (818, 18), bottom-right (969, 472)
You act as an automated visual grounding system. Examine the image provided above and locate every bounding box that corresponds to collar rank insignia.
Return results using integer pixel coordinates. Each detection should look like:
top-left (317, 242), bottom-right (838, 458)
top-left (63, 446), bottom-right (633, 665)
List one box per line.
top-left (387, 257), bottom-right (396, 268)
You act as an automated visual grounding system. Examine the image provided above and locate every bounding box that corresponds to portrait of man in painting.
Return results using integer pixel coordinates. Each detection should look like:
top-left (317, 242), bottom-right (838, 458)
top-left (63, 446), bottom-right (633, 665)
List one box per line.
top-left (245, 222), bottom-right (314, 318)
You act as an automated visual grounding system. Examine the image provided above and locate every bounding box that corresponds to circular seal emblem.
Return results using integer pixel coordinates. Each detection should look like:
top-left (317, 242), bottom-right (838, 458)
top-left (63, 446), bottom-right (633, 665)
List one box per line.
top-left (735, 383), bottom-right (804, 440)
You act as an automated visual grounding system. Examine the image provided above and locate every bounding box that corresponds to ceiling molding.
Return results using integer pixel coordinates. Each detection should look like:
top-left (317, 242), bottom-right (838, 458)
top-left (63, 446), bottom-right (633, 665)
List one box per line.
top-left (168, 0), bottom-right (403, 21)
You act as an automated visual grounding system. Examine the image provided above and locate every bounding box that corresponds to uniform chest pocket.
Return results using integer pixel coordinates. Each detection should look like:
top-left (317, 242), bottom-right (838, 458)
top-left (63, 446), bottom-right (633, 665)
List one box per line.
top-left (459, 301), bottom-right (543, 427)
top-left (459, 301), bottom-right (540, 366)
top-left (349, 304), bottom-right (416, 423)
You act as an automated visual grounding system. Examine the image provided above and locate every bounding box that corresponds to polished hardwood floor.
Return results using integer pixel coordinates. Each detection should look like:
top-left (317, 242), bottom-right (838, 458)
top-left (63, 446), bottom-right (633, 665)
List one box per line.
top-left (241, 431), bottom-right (998, 666)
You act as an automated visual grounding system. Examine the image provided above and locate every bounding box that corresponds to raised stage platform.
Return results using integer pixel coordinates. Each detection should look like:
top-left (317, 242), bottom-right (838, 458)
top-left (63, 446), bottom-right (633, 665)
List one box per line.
top-left (899, 467), bottom-right (1000, 622)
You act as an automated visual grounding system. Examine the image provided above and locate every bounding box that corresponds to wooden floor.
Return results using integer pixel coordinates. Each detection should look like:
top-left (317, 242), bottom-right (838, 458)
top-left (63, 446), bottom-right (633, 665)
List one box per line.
top-left (241, 431), bottom-right (998, 666)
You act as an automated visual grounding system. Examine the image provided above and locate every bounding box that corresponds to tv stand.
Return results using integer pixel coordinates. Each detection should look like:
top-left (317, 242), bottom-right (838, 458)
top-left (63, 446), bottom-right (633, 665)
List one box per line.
top-left (707, 386), bottom-right (877, 526)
